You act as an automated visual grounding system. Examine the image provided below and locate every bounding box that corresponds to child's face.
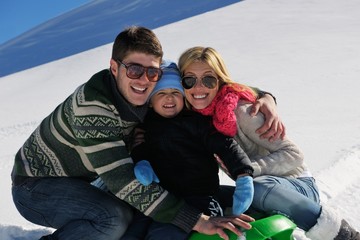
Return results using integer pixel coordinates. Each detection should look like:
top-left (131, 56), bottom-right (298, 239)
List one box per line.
top-left (150, 89), bottom-right (184, 118)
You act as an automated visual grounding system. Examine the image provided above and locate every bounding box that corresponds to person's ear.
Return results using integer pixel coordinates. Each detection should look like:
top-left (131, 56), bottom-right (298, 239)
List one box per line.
top-left (110, 59), bottom-right (118, 76)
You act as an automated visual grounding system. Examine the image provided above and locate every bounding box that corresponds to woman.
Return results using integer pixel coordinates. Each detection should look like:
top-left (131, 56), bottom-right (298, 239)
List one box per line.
top-left (178, 46), bottom-right (359, 240)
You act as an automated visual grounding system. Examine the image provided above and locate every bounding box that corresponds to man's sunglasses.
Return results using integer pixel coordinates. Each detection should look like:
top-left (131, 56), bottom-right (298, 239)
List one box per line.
top-left (181, 76), bottom-right (218, 89)
top-left (117, 60), bottom-right (163, 82)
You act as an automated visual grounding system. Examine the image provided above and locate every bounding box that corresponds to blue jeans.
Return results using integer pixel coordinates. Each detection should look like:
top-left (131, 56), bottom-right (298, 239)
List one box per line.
top-left (120, 211), bottom-right (188, 240)
top-left (12, 177), bottom-right (133, 240)
top-left (91, 177), bottom-right (189, 240)
top-left (251, 176), bottom-right (321, 231)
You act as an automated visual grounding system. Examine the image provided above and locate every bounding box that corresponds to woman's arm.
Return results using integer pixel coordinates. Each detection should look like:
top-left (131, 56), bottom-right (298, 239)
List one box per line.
top-left (235, 102), bottom-right (304, 177)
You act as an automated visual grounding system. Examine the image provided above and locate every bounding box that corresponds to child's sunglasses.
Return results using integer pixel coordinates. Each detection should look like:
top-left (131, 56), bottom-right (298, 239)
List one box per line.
top-left (181, 76), bottom-right (218, 89)
top-left (117, 60), bottom-right (163, 82)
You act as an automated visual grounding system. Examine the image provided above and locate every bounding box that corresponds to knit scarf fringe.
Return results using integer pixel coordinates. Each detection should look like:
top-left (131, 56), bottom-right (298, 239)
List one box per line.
top-left (194, 84), bottom-right (256, 137)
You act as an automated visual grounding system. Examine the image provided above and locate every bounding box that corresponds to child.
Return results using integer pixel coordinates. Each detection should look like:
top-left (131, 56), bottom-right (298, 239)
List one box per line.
top-left (131, 61), bottom-right (255, 239)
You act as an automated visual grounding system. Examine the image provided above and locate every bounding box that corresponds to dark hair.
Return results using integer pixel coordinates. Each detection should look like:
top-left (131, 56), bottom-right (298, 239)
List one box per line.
top-left (112, 26), bottom-right (163, 61)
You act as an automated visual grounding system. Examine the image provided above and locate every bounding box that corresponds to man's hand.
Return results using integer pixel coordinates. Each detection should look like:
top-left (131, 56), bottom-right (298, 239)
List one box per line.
top-left (193, 214), bottom-right (254, 240)
top-left (250, 93), bottom-right (286, 141)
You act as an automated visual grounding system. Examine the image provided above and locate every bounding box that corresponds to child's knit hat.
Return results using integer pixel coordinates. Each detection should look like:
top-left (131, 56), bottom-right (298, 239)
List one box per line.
top-left (148, 60), bottom-right (184, 100)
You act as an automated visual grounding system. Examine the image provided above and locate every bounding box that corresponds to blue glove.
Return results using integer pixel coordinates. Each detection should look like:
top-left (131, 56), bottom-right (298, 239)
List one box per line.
top-left (134, 160), bottom-right (160, 186)
top-left (232, 176), bottom-right (254, 215)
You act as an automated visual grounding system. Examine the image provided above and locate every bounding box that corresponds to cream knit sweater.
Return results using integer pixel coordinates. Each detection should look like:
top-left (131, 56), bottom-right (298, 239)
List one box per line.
top-left (234, 102), bottom-right (308, 178)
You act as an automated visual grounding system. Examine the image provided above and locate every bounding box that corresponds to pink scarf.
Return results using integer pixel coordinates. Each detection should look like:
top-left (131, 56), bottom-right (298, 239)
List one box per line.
top-left (194, 84), bottom-right (256, 137)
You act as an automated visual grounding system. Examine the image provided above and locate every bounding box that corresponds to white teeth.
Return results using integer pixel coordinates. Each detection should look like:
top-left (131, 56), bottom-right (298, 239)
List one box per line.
top-left (164, 104), bottom-right (175, 108)
top-left (194, 94), bottom-right (206, 99)
top-left (132, 86), bottom-right (146, 92)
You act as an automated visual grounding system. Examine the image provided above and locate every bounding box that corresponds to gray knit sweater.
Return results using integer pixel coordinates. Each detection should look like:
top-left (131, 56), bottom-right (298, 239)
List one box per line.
top-left (11, 69), bottom-right (200, 232)
top-left (234, 102), bottom-right (309, 178)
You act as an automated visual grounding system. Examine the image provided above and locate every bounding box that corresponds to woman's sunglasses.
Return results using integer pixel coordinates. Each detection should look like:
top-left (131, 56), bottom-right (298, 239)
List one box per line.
top-left (117, 60), bottom-right (163, 82)
top-left (181, 76), bottom-right (218, 89)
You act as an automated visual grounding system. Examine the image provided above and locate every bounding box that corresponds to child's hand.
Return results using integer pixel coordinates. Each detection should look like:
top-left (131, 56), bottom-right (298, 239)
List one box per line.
top-left (232, 176), bottom-right (254, 215)
top-left (134, 160), bottom-right (160, 186)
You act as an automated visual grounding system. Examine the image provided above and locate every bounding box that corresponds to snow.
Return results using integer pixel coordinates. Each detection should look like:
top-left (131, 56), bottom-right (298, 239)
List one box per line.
top-left (1, 0), bottom-right (360, 239)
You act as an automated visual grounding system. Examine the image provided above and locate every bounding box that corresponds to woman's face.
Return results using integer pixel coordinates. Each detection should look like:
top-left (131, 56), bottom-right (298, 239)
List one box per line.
top-left (183, 61), bottom-right (219, 110)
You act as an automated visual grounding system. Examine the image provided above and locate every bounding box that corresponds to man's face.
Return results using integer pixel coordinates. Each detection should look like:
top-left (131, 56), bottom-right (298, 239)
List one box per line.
top-left (110, 52), bottom-right (161, 106)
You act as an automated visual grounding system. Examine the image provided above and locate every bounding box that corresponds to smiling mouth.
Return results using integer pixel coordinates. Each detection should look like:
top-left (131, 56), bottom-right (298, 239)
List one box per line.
top-left (163, 104), bottom-right (175, 108)
top-left (131, 86), bottom-right (146, 93)
top-left (193, 94), bottom-right (207, 99)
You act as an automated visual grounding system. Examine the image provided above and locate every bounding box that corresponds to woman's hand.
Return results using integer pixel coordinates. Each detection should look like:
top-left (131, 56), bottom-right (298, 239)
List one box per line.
top-left (193, 214), bottom-right (254, 240)
top-left (250, 94), bottom-right (286, 141)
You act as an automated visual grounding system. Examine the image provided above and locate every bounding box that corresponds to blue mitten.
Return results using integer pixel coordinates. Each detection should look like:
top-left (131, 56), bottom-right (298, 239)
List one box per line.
top-left (232, 176), bottom-right (254, 215)
top-left (134, 160), bottom-right (160, 186)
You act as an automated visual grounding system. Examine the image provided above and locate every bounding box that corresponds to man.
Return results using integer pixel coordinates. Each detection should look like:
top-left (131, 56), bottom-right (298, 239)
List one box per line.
top-left (11, 26), bottom-right (281, 240)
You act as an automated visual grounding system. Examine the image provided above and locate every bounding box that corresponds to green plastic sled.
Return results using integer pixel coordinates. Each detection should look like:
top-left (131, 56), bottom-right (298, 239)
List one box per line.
top-left (189, 214), bottom-right (296, 240)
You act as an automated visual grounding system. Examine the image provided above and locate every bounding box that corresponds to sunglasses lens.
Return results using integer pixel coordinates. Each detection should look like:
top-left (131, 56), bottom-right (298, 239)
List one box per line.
top-left (127, 64), bottom-right (144, 79)
top-left (146, 68), bottom-right (163, 82)
top-left (182, 77), bottom-right (196, 89)
top-left (126, 64), bottom-right (162, 82)
top-left (181, 76), bottom-right (218, 89)
top-left (202, 76), bottom-right (218, 89)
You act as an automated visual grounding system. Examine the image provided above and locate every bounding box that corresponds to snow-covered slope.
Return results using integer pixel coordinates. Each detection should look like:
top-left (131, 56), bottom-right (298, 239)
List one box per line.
top-left (1, 0), bottom-right (360, 239)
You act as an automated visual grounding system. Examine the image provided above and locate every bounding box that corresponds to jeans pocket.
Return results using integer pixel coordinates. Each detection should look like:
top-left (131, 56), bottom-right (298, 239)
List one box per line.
top-left (16, 177), bottom-right (41, 191)
top-left (13, 179), bottom-right (53, 227)
top-left (15, 199), bottom-right (53, 227)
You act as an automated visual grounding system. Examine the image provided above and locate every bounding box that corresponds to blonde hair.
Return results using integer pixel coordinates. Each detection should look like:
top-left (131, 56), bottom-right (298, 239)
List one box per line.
top-left (178, 46), bottom-right (256, 107)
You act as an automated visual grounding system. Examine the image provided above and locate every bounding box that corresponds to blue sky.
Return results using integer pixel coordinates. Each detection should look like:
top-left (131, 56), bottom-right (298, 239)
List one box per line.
top-left (0, 0), bottom-right (91, 45)
top-left (0, 0), bottom-right (242, 77)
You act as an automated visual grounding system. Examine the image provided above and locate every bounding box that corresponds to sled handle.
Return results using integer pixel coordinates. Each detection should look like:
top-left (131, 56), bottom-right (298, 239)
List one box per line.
top-left (189, 214), bottom-right (296, 240)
